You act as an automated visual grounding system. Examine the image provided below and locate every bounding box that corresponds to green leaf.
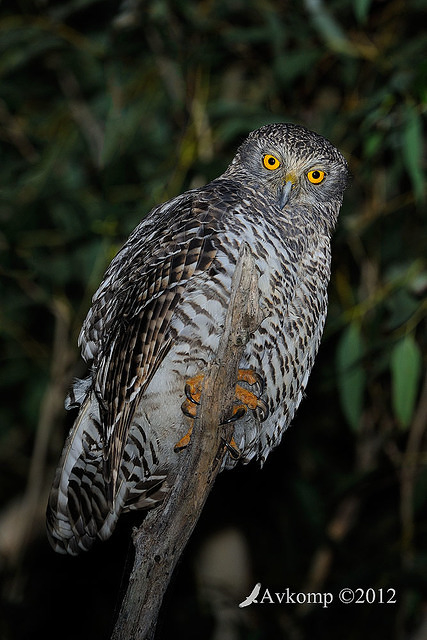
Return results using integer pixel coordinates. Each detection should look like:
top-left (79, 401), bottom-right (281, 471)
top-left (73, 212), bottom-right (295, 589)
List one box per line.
top-left (391, 335), bottom-right (422, 429)
top-left (402, 105), bottom-right (425, 203)
top-left (364, 131), bottom-right (382, 158)
top-left (336, 322), bottom-right (366, 431)
top-left (353, 0), bottom-right (371, 24)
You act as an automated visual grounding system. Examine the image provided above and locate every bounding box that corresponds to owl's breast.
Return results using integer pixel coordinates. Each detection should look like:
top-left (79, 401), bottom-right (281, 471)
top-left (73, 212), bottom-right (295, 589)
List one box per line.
top-left (223, 211), bottom-right (332, 462)
top-left (152, 206), bottom-right (331, 464)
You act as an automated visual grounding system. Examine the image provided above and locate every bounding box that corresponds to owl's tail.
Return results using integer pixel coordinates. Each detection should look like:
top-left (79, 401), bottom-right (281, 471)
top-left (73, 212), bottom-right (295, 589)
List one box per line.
top-left (46, 392), bottom-right (125, 555)
top-left (46, 382), bottom-right (169, 555)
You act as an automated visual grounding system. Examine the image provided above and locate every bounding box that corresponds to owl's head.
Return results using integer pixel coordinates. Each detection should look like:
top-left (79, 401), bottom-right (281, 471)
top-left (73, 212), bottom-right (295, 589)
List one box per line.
top-left (224, 123), bottom-right (349, 220)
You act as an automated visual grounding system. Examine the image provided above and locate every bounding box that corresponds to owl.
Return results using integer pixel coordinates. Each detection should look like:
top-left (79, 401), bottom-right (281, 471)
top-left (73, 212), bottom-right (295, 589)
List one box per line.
top-left (47, 123), bottom-right (349, 554)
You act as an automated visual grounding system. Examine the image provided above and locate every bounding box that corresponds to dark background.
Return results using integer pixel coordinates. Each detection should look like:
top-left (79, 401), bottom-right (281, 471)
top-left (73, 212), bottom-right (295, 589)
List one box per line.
top-left (0, 1), bottom-right (426, 638)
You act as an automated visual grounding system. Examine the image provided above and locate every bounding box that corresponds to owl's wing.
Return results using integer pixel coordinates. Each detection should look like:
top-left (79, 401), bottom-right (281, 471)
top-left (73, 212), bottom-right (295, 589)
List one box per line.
top-left (79, 189), bottom-right (221, 502)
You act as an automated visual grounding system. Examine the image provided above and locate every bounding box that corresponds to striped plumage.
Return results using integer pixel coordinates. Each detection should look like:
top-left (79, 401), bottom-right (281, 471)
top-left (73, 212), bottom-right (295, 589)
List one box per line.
top-left (47, 123), bottom-right (349, 554)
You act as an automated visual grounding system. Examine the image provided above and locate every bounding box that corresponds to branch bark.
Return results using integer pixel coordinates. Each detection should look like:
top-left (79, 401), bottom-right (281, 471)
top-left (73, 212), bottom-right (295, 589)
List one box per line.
top-left (111, 242), bottom-right (260, 640)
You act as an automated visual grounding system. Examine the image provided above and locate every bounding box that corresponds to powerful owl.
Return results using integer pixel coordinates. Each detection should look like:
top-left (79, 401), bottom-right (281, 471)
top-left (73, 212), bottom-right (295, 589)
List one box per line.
top-left (47, 123), bottom-right (349, 554)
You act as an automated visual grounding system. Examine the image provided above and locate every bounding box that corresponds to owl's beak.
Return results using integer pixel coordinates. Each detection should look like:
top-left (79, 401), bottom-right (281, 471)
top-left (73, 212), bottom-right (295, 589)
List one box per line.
top-left (279, 180), bottom-right (293, 209)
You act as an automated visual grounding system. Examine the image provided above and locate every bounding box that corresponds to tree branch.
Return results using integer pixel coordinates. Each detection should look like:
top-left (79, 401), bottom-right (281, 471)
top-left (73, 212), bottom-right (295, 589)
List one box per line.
top-left (111, 242), bottom-right (261, 640)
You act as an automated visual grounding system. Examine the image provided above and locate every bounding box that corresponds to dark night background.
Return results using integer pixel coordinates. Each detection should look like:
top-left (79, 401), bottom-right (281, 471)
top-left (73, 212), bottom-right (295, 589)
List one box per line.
top-left (0, 1), bottom-right (426, 638)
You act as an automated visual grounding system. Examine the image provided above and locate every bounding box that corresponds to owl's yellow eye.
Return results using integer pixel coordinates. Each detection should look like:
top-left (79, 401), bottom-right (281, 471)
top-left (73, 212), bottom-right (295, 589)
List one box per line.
top-left (307, 169), bottom-right (326, 184)
top-left (263, 154), bottom-right (281, 170)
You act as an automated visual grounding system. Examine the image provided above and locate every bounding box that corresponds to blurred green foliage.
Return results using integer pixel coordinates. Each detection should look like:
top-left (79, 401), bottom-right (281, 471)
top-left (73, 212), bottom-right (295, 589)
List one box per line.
top-left (0, 0), bottom-right (426, 639)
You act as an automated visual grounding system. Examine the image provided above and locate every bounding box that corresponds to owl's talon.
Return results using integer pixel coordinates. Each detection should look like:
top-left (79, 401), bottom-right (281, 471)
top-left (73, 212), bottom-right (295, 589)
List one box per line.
top-left (185, 382), bottom-right (200, 405)
top-left (183, 373), bottom-right (203, 406)
top-left (221, 405), bottom-right (247, 424)
top-left (221, 436), bottom-right (241, 459)
top-left (256, 373), bottom-right (265, 395)
top-left (256, 398), bottom-right (269, 422)
top-left (181, 398), bottom-right (197, 418)
top-left (237, 369), bottom-right (265, 395)
top-left (174, 424), bottom-right (193, 451)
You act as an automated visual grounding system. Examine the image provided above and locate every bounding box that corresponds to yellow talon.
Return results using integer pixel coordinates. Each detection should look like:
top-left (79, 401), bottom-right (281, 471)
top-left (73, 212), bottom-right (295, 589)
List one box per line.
top-left (174, 425), bottom-right (193, 451)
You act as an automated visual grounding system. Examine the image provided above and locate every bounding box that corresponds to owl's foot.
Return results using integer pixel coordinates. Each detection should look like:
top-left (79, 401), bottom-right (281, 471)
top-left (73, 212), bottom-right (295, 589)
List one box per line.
top-left (174, 424), bottom-right (240, 459)
top-left (176, 369), bottom-right (268, 452)
top-left (181, 368), bottom-right (267, 421)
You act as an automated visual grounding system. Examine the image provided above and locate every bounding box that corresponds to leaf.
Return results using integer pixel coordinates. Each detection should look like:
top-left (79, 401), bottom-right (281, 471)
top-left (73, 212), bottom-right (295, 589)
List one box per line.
top-left (336, 322), bottom-right (366, 431)
top-left (385, 288), bottom-right (420, 332)
top-left (364, 131), bottom-right (382, 158)
top-left (353, 0), bottom-right (371, 24)
top-left (402, 105), bottom-right (425, 203)
top-left (305, 0), bottom-right (358, 56)
top-left (390, 335), bottom-right (422, 429)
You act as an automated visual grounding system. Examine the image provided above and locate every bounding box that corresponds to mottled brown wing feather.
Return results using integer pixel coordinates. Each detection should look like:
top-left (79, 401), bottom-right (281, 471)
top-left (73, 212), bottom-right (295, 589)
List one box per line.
top-left (79, 191), bottom-right (221, 502)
